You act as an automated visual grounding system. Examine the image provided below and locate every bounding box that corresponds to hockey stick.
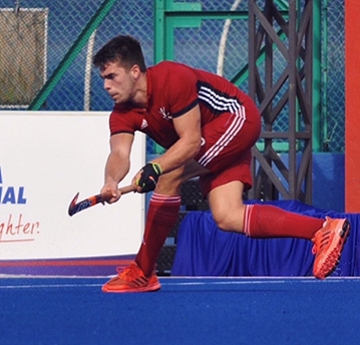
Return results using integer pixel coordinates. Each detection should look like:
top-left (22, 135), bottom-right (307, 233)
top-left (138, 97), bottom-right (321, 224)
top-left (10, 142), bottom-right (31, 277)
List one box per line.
top-left (68, 184), bottom-right (136, 216)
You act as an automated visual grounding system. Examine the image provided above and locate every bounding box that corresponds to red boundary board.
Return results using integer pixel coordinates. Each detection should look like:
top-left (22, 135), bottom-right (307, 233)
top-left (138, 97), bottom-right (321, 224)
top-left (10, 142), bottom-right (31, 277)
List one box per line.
top-left (345, 0), bottom-right (360, 212)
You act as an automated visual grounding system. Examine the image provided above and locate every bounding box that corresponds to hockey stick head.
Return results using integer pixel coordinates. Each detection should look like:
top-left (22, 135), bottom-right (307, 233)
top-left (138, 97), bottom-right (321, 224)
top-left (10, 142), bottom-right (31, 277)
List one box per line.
top-left (68, 192), bottom-right (101, 216)
top-left (68, 185), bottom-right (135, 217)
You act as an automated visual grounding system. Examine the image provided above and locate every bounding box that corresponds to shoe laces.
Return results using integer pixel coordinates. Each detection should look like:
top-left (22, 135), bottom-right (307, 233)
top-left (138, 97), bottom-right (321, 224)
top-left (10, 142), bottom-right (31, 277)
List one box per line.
top-left (116, 263), bottom-right (146, 281)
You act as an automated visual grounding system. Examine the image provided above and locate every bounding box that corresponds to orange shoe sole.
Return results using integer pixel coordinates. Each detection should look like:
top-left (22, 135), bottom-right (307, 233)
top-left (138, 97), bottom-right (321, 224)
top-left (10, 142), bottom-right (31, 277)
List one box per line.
top-left (314, 219), bottom-right (350, 279)
top-left (102, 278), bottom-right (161, 293)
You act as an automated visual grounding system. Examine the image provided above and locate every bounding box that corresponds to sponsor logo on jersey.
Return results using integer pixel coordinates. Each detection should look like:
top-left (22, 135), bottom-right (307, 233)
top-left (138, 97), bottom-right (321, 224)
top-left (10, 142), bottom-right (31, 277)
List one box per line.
top-left (159, 107), bottom-right (172, 121)
top-left (141, 119), bottom-right (148, 129)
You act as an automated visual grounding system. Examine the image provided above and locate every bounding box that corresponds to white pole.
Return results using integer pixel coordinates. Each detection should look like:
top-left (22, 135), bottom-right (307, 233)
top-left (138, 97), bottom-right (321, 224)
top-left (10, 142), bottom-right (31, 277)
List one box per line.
top-left (84, 30), bottom-right (97, 111)
top-left (217, 0), bottom-right (243, 76)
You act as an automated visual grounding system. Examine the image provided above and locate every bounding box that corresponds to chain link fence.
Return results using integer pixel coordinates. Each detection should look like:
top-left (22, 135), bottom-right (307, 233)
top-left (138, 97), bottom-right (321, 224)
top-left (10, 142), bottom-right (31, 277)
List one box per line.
top-left (323, 0), bottom-right (345, 152)
top-left (0, 0), bottom-right (345, 153)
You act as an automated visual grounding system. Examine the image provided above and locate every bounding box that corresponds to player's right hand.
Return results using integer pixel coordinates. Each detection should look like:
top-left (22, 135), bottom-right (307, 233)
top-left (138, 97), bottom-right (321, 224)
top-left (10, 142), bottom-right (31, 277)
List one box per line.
top-left (100, 182), bottom-right (121, 204)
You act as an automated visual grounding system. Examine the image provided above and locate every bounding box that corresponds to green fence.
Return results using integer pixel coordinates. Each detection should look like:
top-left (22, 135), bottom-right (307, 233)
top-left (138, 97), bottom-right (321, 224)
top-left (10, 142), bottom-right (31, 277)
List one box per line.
top-left (0, 0), bottom-right (345, 153)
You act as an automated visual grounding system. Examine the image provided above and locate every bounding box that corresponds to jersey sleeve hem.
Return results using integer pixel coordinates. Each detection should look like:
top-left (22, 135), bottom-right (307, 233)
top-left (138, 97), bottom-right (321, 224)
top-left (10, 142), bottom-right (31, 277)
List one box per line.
top-left (110, 130), bottom-right (135, 136)
top-left (172, 99), bottom-right (198, 118)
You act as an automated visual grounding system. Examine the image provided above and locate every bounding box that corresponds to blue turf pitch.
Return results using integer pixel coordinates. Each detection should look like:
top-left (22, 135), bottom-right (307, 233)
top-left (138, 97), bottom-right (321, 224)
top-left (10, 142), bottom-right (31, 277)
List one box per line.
top-left (1, 277), bottom-right (359, 345)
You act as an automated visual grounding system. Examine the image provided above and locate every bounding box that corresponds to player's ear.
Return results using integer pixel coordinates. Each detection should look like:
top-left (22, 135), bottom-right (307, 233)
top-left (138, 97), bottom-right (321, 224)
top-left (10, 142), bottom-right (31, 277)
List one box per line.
top-left (131, 64), bottom-right (141, 80)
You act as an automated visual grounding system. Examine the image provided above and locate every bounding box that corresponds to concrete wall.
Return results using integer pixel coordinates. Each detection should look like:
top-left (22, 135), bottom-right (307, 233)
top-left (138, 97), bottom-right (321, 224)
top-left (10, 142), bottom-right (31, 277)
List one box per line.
top-left (278, 153), bottom-right (345, 212)
top-left (304, 153), bottom-right (344, 212)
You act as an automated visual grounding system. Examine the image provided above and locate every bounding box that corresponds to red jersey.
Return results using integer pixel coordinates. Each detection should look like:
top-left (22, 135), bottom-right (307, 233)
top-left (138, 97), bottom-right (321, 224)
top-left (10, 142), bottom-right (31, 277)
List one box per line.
top-left (109, 61), bottom-right (256, 149)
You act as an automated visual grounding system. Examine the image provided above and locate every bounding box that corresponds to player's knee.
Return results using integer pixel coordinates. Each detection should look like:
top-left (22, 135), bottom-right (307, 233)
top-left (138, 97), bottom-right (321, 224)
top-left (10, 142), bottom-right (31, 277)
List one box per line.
top-left (211, 207), bottom-right (245, 233)
top-left (212, 212), bottom-right (243, 233)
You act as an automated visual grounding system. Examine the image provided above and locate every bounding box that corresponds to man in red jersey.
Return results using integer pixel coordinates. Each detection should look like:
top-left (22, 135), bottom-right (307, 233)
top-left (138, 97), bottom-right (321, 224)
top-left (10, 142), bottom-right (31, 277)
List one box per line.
top-left (93, 35), bottom-right (350, 293)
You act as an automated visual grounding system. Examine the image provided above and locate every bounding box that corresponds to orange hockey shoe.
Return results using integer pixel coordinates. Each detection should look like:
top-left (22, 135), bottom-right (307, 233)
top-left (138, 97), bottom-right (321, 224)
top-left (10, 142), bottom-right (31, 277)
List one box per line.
top-left (102, 262), bottom-right (161, 293)
top-left (312, 217), bottom-right (350, 279)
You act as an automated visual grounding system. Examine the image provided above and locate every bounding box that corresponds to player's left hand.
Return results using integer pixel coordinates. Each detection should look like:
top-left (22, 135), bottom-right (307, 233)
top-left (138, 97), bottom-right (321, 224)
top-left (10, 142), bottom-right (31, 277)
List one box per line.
top-left (133, 162), bottom-right (162, 193)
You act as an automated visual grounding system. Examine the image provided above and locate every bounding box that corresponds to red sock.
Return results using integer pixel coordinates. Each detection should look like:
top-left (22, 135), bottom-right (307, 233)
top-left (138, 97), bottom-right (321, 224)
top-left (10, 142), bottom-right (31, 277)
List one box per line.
top-left (135, 193), bottom-right (181, 277)
top-left (243, 204), bottom-right (324, 240)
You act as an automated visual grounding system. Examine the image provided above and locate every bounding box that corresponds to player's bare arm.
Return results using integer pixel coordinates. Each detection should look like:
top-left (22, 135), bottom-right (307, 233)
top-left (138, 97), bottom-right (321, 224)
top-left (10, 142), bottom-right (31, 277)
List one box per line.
top-left (132, 105), bottom-right (202, 193)
top-left (101, 132), bottom-right (134, 203)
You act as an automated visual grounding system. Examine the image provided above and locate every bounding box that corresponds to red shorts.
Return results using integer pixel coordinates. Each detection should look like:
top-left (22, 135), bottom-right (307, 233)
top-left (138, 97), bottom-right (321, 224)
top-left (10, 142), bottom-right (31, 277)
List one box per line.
top-left (195, 98), bottom-right (261, 196)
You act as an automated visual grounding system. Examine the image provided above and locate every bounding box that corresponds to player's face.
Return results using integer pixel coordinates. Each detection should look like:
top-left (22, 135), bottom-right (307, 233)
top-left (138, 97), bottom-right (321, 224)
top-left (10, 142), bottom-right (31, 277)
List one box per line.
top-left (100, 61), bottom-right (136, 104)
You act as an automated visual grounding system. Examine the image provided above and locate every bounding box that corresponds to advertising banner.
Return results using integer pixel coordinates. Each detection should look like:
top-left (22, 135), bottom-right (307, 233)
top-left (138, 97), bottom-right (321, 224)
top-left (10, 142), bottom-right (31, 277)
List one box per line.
top-left (0, 111), bottom-right (145, 265)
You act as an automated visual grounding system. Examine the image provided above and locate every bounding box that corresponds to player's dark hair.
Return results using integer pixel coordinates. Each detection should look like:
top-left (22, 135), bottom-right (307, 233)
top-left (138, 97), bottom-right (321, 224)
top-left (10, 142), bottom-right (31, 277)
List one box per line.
top-left (93, 35), bottom-right (146, 72)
